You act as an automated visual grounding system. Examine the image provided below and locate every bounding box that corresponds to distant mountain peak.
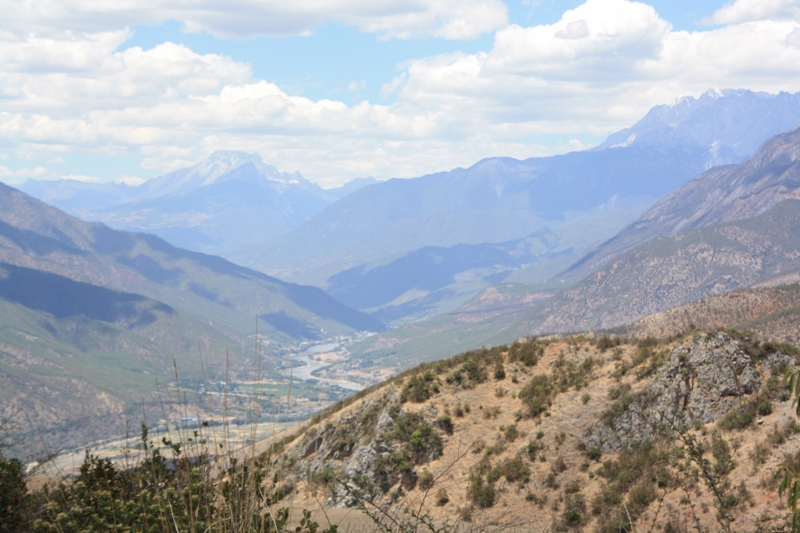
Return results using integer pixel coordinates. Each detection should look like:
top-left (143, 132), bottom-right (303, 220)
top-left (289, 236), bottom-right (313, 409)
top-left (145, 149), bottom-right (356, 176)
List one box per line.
top-left (598, 89), bottom-right (800, 167)
top-left (139, 150), bottom-right (313, 199)
top-left (199, 150), bottom-right (268, 182)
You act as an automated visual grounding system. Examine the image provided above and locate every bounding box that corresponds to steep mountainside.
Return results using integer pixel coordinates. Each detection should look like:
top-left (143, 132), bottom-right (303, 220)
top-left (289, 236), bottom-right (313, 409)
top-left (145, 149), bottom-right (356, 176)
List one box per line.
top-left (19, 152), bottom-right (376, 256)
top-left (343, 198), bottom-right (800, 372)
top-left (0, 181), bottom-right (384, 341)
top-left (567, 126), bottom-right (800, 280)
top-left (511, 198), bottom-right (800, 336)
top-left (325, 228), bottom-right (579, 324)
top-left (621, 280), bottom-right (800, 344)
top-left (257, 333), bottom-right (798, 532)
top-left (241, 90), bottom-right (800, 287)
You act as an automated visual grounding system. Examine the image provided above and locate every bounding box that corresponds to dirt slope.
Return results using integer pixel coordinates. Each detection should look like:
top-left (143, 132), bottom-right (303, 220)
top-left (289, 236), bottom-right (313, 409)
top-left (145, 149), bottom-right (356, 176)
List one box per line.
top-left (256, 332), bottom-right (800, 532)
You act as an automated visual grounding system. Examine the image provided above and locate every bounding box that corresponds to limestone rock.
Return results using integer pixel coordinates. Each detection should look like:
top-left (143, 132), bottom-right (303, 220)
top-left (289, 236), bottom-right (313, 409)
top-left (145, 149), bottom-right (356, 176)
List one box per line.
top-left (586, 332), bottom-right (784, 451)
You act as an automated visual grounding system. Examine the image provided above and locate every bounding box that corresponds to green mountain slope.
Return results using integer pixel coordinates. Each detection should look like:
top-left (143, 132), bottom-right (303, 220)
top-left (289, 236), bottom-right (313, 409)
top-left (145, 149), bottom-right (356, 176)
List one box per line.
top-left (0, 264), bottom-right (252, 451)
top-left (0, 183), bottom-right (383, 451)
top-left (0, 182), bottom-right (384, 342)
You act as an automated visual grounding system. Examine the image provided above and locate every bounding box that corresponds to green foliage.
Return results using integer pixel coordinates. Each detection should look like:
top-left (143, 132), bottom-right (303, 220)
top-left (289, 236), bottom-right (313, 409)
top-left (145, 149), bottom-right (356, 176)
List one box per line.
top-left (463, 359), bottom-right (488, 384)
top-left (435, 415), bottom-right (454, 435)
top-left (32, 426), bottom-right (277, 533)
top-left (508, 339), bottom-right (544, 367)
top-left (393, 412), bottom-right (443, 464)
top-left (502, 423), bottom-right (519, 442)
top-left (468, 476), bottom-right (495, 508)
top-left (401, 371), bottom-right (439, 403)
top-left (0, 454), bottom-right (29, 533)
top-left (551, 354), bottom-right (597, 392)
top-left (493, 362), bottom-right (506, 380)
top-left (601, 385), bottom-right (644, 427)
top-left (487, 455), bottom-right (530, 484)
top-left (725, 330), bottom-right (800, 362)
top-left (718, 378), bottom-right (782, 430)
top-left (389, 449), bottom-right (413, 473)
top-left (596, 336), bottom-right (621, 352)
top-left (518, 375), bottom-right (553, 418)
top-left (593, 440), bottom-right (671, 533)
top-left (526, 441), bottom-right (543, 461)
top-left (777, 368), bottom-right (800, 531)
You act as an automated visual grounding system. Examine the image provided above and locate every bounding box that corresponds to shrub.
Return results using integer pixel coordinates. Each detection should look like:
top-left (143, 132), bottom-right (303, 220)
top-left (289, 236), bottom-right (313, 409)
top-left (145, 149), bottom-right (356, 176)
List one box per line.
top-left (402, 372), bottom-right (439, 403)
top-left (509, 339), bottom-right (544, 366)
top-left (503, 423), bottom-right (519, 442)
top-left (552, 355), bottom-right (597, 392)
top-left (463, 359), bottom-right (488, 384)
top-left (757, 400), bottom-right (773, 416)
top-left (592, 440), bottom-right (670, 531)
top-left (418, 470), bottom-right (435, 490)
top-left (587, 448), bottom-right (602, 461)
top-left (597, 336), bottom-right (618, 352)
top-left (394, 412), bottom-right (443, 463)
top-left (581, 393), bottom-right (591, 404)
top-left (527, 441), bottom-right (542, 461)
top-left (435, 488), bottom-right (449, 506)
top-left (435, 415), bottom-right (454, 435)
top-left (518, 375), bottom-right (553, 418)
top-left (0, 455), bottom-right (28, 533)
top-left (489, 455), bottom-right (530, 484)
top-left (494, 362), bottom-right (506, 380)
top-left (468, 477), bottom-right (496, 508)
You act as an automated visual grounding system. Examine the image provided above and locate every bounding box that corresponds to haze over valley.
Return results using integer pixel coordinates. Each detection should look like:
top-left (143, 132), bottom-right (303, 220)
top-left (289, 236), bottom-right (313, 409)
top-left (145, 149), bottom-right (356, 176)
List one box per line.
top-left (5, 1), bottom-right (800, 530)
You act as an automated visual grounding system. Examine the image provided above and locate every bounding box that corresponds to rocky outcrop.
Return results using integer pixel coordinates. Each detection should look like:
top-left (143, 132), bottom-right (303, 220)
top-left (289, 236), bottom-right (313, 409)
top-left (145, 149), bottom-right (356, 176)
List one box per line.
top-left (586, 332), bottom-right (793, 451)
top-left (277, 386), bottom-right (445, 508)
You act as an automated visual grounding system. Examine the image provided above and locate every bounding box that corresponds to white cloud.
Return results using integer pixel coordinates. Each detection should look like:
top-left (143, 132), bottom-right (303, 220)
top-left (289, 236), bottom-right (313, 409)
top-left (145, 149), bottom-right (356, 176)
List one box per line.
top-left (3, 0), bottom-right (800, 187)
top-left (705, 0), bottom-right (800, 25)
top-left (1, 0), bottom-right (508, 40)
top-left (348, 80), bottom-right (368, 92)
top-left (787, 26), bottom-right (800, 46)
top-left (0, 165), bottom-right (48, 178)
top-left (389, 0), bottom-right (800, 133)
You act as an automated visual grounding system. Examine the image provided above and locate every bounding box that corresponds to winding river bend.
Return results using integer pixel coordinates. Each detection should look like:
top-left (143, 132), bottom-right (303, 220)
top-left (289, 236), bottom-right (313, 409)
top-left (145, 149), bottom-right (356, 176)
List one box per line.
top-left (286, 343), bottom-right (364, 391)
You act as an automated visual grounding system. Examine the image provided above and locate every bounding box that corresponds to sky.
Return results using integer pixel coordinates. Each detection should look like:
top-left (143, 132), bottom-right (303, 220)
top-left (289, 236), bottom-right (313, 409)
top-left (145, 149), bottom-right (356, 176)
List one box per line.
top-left (2, 0), bottom-right (800, 188)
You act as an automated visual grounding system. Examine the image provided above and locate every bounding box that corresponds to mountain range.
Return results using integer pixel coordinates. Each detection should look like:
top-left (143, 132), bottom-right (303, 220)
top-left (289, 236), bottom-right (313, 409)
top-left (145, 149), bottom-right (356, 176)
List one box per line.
top-left (0, 181), bottom-right (384, 450)
top-left (9, 88), bottom-right (800, 450)
top-left (19, 152), bottom-right (378, 255)
top-left (342, 123), bottom-right (800, 369)
top-left (20, 90), bottom-right (800, 326)
top-left (247, 89), bottom-right (800, 323)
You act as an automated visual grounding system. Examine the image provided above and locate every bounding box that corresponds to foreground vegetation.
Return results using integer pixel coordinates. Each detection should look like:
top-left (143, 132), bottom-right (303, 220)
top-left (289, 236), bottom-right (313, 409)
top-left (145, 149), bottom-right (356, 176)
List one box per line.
top-left (4, 329), bottom-right (800, 532)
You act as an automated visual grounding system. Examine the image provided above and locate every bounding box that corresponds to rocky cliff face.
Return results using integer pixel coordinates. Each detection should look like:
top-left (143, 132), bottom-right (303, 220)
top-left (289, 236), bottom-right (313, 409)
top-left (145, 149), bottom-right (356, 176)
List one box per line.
top-left (586, 332), bottom-right (793, 451)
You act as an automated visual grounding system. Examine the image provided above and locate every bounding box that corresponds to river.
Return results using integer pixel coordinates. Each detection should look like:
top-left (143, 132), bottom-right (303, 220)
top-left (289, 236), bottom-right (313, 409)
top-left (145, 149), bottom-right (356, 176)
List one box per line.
top-left (285, 343), bottom-right (364, 391)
